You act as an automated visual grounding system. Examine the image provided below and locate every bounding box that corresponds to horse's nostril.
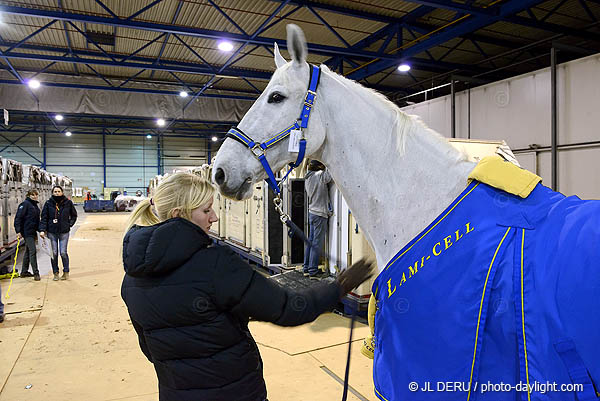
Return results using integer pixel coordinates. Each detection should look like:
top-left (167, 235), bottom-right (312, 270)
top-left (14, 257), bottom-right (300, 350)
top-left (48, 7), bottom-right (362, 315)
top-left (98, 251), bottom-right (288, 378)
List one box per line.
top-left (214, 168), bottom-right (226, 185)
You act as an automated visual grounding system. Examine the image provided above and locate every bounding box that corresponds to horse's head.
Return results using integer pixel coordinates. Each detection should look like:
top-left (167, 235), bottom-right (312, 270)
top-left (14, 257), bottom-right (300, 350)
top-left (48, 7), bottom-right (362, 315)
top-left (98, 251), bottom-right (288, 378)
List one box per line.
top-left (212, 24), bottom-right (326, 200)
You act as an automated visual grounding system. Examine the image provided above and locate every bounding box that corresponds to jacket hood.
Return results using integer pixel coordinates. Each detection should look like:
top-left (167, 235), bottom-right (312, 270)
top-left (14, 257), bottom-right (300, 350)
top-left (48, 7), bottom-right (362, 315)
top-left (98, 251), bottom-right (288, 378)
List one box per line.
top-left (123, 218), bottom-right (212, 277)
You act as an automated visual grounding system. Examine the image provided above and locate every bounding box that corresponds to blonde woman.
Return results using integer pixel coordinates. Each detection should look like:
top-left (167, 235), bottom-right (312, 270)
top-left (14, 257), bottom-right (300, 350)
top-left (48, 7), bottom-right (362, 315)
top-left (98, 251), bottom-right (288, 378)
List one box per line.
top-left (121, 172), bottom-right (372, 401)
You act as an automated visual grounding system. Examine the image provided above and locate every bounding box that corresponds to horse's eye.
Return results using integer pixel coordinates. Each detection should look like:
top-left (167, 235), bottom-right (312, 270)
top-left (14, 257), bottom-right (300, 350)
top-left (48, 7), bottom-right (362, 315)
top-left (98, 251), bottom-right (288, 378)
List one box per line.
top-left (268, 92), bottom-right (286, 104)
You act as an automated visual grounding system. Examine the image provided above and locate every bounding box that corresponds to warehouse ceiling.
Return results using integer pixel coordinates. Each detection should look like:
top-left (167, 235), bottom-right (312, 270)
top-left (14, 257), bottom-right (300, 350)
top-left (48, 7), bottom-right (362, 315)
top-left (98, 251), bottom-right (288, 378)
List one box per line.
top-left (1, 0), bottom-right (600, 136)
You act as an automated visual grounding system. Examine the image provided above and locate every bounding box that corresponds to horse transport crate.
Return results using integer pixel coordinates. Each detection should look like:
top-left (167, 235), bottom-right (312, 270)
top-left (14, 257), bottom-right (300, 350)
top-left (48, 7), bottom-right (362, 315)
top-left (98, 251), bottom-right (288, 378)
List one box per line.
top-left (225, 198), bottom-right (247, 247)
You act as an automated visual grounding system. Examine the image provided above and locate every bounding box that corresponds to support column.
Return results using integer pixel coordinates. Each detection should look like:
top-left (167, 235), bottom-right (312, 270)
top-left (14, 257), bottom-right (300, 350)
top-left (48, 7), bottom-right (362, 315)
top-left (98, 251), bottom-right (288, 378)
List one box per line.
top-left (102, 128), bottom-right (107, 188)
top-left (551, 47), bottom-right (558, 191)
top-left (451, 79), bottom-right (456, 138)
top-left (43, 126), bottom-right (47, 169)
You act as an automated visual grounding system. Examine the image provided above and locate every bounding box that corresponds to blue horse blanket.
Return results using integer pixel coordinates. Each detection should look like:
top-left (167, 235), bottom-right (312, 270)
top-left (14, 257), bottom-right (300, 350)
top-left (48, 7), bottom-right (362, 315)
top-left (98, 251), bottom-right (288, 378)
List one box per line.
top-left (372, 172), bottom-right (600, 400)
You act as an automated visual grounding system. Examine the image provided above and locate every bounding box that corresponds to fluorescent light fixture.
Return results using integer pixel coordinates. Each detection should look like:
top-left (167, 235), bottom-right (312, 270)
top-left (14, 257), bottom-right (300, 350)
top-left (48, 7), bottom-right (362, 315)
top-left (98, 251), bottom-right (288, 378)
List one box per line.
top-left (179, 91), bottom-right (188, 97)
top-left (65, 131), bottom-right (72, 137)
top-left (156, 118), bottom-right (165, 126)
top-left (54, 114), bottom-right (64, 121)
top-left (217, 41), bottom-right (234, 52)
top-left (146, 134), bottom-right (152, 139)
top-left (397, 64), bottom-right (411, 72)
top-left (211, 136), bottom-right (218, 142)
top-left (28, 79), bottom-right (41, 89)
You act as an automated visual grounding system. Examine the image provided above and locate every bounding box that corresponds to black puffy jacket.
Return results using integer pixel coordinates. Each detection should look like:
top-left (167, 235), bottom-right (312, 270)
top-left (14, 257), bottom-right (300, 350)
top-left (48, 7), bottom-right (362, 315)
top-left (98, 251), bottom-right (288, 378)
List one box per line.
top-left (121, 218), bottom-right (341, 401)
top-left (14, 197), bottom-right (40, 237)
top-left (40, 196), bottom-right (77, 234)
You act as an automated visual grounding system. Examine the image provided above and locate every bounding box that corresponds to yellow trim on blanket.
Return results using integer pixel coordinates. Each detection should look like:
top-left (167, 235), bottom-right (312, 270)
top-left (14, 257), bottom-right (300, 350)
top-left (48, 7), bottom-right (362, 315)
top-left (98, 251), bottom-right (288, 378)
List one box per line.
top-left (467, 227), bottom-right (512, 401)
top-left (384, 182), bottom-right (480, 271)
top-left (375, 387), bottom-right (390, 401)
top-left (468, 155), bottom-right (541, 198)
top-left (521, 229), bottom-right (531, 401)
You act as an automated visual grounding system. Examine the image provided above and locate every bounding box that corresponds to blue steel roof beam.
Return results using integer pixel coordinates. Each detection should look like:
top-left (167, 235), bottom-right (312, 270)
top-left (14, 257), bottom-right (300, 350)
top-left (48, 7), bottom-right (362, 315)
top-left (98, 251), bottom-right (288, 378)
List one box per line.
top-left (172, 34), bottom-right (216, 71)
top-left (181, 1), bottom-right (291, 113)
top-left (470, 39), bottom-right (497, 68)
top-left (347, 0), bottom-right (548, 81)
top-left (151, 0), bottom-right (185, 80)
top-left (121, 32), bottom-right (167, 63)
top-left (4, 19), bottom-right (57, 53)
top-left (93, 0), bottom-right (119, 19)
top-left (119, 69), bottom-right (146, 87)
top-left (167, 71), bottom-right (194, 93)
top-left (83, 63), bottom-right (114, 86)
top-left (67, 21), bottom-right (118, 63)
top-left (261, 5), bottom-right (303, 33)
top-left (306, 6), bottom-right (351, 47)
top-left (242, 78), bottom-right (262, 94)
top-left (579, 0), bottom-right (598, 22)
top-left (31, 57), bottom-right (62, 77)
top-left (205, 0), bottom-right (248, 35)
top-left (437, 37), bottom-right (466, 62)
top-left (0, 50), bottom-right (271, 79)
top-left (0, 5), bottom-right (415, 60)
top-left (540, 0), bottom-right (570, 22)
top-left (406, 27), bottom-right (436, 61)
top-left (126, 0), bottom-right (166, 21)
top-left (526, 8), bottom-right (538, 20)
top-left (0, 79), bottom-right (255, 100)
top-left (378, 32), bottom-right (396, 55)
top-left (398, 1), bottom-right (495, 17)
top-left (504, 15), bottom-right (600, 41)
top-left (59, 4), bottom-right (80, 75)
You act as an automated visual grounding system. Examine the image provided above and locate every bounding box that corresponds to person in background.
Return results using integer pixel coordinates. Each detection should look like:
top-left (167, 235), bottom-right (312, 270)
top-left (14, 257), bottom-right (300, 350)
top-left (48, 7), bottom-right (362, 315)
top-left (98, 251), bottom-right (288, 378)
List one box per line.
top-left (303, 160), bottom-right (333, 278)
top-left (14, 189), bottom-right (41, 281)
top-left (121, 172), bottom-right (372, 401)
top-left (40, 186), bottom-right (78, 281)
top-left (0, 278), bottom-right (4, 322)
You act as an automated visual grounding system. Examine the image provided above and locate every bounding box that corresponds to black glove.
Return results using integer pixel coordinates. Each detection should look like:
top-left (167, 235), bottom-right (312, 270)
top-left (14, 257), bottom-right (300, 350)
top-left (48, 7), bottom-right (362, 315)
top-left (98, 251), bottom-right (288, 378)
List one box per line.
top-left (336, 258), bottom-right (375, 296)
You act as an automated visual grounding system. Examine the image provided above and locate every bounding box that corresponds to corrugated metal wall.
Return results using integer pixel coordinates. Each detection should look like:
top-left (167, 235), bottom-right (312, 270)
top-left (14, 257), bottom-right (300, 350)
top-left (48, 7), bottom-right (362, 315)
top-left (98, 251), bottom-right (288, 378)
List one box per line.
top-left (401, 53), bottom-right (600, 199)
top-left (0, 131), bottom-right (211, 196)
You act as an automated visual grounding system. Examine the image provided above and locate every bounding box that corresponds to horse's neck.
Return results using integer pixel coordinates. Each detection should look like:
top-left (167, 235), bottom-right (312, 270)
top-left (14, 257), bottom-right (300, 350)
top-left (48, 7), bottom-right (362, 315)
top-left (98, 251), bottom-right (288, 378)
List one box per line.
top-left (317, 72), bottom-right (475, 269)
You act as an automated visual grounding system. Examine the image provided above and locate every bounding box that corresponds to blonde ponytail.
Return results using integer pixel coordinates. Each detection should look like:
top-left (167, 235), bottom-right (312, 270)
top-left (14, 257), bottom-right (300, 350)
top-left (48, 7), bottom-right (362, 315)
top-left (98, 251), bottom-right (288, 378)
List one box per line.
top-left (125, 198), bottom-right (160, 232)
top-left (124, 172), bottom-right (215, 234)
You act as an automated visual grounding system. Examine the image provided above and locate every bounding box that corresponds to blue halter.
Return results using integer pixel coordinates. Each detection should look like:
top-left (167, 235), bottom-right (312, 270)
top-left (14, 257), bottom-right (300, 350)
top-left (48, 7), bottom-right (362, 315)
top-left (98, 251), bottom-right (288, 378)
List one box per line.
top-left (226, 64), bottom-right (321, 194)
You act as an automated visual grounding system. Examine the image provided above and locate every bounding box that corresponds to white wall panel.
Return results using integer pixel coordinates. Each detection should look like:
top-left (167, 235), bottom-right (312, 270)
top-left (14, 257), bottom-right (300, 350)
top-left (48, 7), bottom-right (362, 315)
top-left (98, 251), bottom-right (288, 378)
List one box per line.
top-left (46, 133), bottom-right (104, 164)
top-left (401, 53), bottom-right (600, 197)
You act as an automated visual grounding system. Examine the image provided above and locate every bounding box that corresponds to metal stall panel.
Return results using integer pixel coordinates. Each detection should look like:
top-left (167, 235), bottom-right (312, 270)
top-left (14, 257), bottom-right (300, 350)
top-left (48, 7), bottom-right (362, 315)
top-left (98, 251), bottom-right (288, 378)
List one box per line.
top-left (225, 198), bottom-right (247, 247)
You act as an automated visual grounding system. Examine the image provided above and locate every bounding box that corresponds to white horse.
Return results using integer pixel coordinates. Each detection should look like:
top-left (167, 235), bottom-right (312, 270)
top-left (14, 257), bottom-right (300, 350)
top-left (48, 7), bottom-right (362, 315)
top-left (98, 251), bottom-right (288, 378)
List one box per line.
top-left (212, 25), bottom-right (475, 272)
top-left (213, 25), bottom-right (600, 401)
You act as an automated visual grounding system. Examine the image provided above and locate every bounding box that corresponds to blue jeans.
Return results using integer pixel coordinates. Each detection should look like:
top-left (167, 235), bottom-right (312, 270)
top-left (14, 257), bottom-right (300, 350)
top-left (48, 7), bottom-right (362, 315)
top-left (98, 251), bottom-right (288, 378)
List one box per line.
top-left (303, 213), bottom-right (328, 274)
top-left (48, 232), bottom-right (70, 273)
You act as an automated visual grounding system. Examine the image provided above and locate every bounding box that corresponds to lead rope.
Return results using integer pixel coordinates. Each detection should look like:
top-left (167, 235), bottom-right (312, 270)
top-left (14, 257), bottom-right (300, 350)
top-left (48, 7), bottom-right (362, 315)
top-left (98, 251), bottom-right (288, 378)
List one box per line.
top-left (272, 193), bottom-right (354, 401)
top-left (5, 241), bottom-right (20, 299)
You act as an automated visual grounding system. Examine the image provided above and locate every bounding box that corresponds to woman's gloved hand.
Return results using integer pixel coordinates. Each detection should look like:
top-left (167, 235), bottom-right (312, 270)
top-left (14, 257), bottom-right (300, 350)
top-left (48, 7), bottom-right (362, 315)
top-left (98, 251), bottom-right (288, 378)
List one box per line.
top-left (336, 258), bottom-right (375, 296)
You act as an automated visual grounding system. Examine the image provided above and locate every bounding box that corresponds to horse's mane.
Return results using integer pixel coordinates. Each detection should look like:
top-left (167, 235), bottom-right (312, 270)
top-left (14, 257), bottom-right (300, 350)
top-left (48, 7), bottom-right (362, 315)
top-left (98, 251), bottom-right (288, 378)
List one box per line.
top-left (320, 65), bottom-right (464, 160)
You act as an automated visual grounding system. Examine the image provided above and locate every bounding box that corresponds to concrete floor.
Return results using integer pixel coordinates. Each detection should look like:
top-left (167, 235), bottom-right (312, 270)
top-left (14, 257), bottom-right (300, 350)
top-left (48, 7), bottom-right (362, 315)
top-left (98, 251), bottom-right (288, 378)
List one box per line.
top-left (0, 212), bottom-right (376, 401)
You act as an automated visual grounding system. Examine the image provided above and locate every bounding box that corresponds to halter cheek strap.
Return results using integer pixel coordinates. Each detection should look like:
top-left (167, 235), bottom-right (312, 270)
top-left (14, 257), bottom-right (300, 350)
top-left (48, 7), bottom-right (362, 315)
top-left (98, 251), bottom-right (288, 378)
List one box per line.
top-left (226, 64), bottom-right (321, 194)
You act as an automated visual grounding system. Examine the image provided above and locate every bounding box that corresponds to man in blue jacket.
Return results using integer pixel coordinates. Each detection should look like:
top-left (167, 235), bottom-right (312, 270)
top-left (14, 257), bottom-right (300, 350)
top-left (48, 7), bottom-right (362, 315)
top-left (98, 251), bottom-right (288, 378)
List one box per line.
top-left (14, 190), bottom-right (41, 281)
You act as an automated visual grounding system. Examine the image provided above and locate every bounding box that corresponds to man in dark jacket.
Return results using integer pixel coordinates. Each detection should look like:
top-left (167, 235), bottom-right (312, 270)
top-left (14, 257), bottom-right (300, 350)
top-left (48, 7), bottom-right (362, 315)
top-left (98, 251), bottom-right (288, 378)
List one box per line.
top-left (122, 217), bottom-right (371, 401)
top-left (14, 190), bottom-right (41, 281)
top-left (40, 186), bottom-right (77, 281)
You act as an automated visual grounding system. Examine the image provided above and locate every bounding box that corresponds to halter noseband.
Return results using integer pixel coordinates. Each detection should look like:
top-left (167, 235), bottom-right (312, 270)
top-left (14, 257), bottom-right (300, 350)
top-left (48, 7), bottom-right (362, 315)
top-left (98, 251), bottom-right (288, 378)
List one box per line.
top-left (226, 64), bottom-right (321, 194)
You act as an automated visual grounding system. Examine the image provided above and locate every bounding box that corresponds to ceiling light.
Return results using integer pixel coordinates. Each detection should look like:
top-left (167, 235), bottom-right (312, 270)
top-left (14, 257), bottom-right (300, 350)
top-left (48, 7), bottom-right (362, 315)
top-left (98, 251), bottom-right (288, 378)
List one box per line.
top-left (65, 131), bottom-right (72, 137)
top-left (179, 91), bottom-right (188, 98)
top-left (146, 134), bottom-right (152, 139)
top-left (211, 136), bottom-right (218, 142)
top-left (156, 118), bottom-right (165, 126)
top-left (28, 79), bottom-right (41, 89)
top-left (398, 64), bottom-right (411, 72)
top-left (217, 41), bottom-right (234, 52)
top-left (54, 114), bottom-right (64, 121)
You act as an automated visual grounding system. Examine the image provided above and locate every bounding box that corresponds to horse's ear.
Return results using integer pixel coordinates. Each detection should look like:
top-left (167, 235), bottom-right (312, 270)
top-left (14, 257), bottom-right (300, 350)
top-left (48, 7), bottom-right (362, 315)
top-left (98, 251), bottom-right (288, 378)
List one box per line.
top-left (274, 42), bottom-right (287, 69)
top-left (286, 24), bottom-right (307, 67)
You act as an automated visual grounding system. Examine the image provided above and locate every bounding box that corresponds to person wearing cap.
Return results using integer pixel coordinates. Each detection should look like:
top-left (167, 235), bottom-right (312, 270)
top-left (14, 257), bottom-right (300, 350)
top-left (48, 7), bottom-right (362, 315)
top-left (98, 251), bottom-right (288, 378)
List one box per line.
top-left (303, 160), bottom-right (333, 278)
